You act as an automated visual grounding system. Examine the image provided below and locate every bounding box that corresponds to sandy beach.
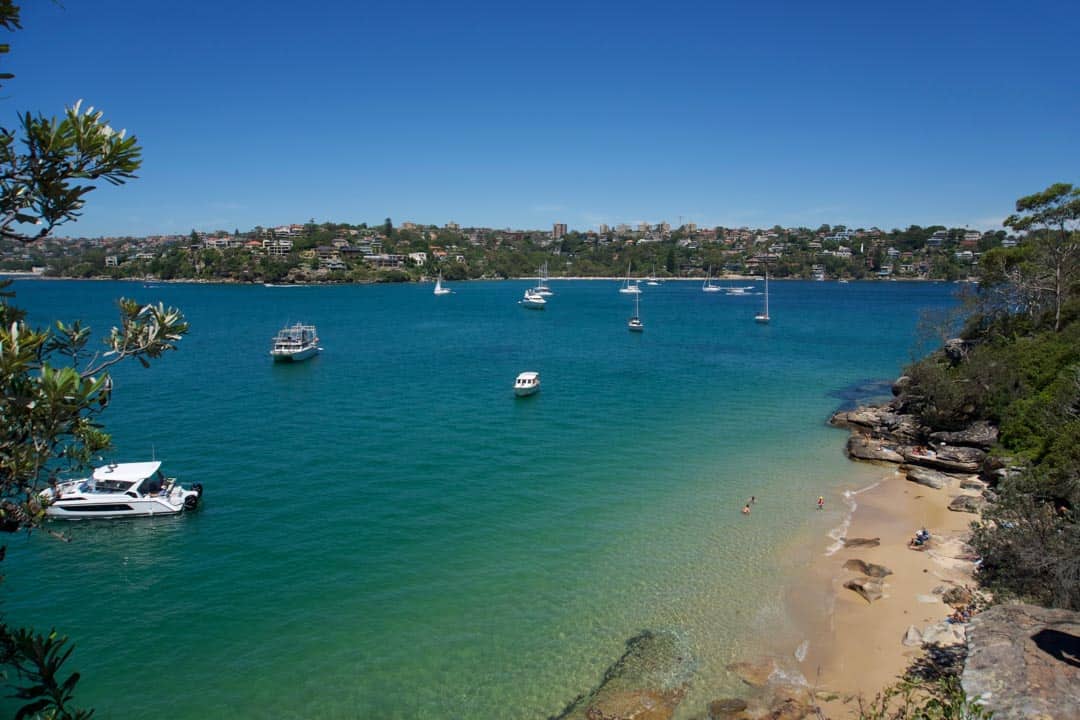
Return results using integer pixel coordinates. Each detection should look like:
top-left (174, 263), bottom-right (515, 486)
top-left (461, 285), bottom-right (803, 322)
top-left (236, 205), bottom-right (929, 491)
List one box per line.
top-left (788, 464), bottom-right (984, 716)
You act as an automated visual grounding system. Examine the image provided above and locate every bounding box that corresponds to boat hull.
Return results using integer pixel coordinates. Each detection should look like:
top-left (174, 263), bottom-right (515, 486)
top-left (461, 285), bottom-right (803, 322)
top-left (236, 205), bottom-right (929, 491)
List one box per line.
top-left (514, 385), bottom-right (540, 396)
top-left (45, 498), bottom-right (188, 519)
top-left (271, 345), bottom-right (320, 362)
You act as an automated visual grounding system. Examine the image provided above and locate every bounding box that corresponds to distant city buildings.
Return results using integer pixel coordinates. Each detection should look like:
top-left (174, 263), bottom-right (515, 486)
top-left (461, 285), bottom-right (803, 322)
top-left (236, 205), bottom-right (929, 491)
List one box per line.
top-left (552, 223), bottom-right (567, 240)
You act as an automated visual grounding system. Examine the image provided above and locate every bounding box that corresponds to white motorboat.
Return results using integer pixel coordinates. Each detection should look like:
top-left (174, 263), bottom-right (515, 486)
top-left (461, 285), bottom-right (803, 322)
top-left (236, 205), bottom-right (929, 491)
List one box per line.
top-left (41, 461), bottom-right (203, 519)
top-left (514, 371), bottom-right (541, 396)
top-left (628, 291), bottom-right (644, 332)
top-left (270, 323), bottom-right (320, 362)
top-left (702, 266), bottom-right (722, 293)
top-left (619, 263), bottom-right (641, 294)
top-left (755, 266), bottom-right (771, 324)
top-left (433, 272), bottom-right (452, 295)
top-left (521, 288), bottom-right (546, 309)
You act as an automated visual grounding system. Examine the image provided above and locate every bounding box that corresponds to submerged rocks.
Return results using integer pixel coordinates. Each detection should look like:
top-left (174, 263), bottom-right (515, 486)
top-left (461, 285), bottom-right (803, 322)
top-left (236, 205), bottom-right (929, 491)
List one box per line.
top-left (726, 658), bottom-right (777, 688)
top-left (962, 604), bottom-right (1080, 719)
top-left (707, 698), bottom-right (748, 719)
top-left (841, 537), bottom-right (881, 548)
top-left (843, 559), bottom-right (893, 578)
top-left (843, 576), bottom-right (884, 603)
top-left (552, 631), bottom-right (695, 720)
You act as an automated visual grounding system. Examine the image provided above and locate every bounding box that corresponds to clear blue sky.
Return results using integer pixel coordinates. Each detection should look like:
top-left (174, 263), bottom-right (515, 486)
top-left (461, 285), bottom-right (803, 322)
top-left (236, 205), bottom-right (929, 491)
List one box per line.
top-left (9, 0), bottom-right (1079, 236)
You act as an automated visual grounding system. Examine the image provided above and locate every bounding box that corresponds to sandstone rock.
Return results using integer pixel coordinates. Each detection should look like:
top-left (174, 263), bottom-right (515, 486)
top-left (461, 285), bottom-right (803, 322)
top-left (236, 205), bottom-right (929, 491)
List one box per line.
top-left (948, 494), bottom-right (985, 514)
top-left (842, 537), bottom-right (880, 548)
top-left (765, 699), bottom-right (812, 720)
top-left (843, 559), bottom-right (893, 578)
top-left (845, 436), bottom-right (904, 464)
top-left (929, 421), bottom-right (999, 450)
top-left (962, 604), bottom-right (1080, 720)
top-left (902, 464), bottom-right (950, 489)
top-left (908, 445), bottom-right (987, 473)
top-left (959, 477), bottom-right (987, 491)
top-left (707, 698), bottom-right (748, 719)
top-left (585, 690), bottom-right (671, 720)
top-left (843, 576), bottom-right (884, 603)
top-left (902, 625), bottom-right (923, 647)
top-left (921, 621), bottom-right (966, 647)
top-left (726, 659), bottom-right (777, 687)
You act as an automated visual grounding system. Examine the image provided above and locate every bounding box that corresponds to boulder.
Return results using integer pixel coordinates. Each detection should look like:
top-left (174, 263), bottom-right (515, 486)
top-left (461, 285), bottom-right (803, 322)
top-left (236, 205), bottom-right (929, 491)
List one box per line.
top-left (765, 698), bottom-right (813, 720)
top-left (962, 604), bottom-right (1080, 720)
top-left (843, 559), bottom-right (893, 578)
top-left (902, 625), bottom-right (923, 647)
top-left (845, 436), bottom-right (904, 464)
top-left (948, 495), bottom-right (985, 514)
top-left (929, 421), bottom-right (999, 450)
top-left (959, 478), bottom-right (987, 491)
top-left (843, 576), bottom-right (884, 603)
top-left (921, 621), bottom-right (966, 647)
top-left (841, 537), bottom-right (881, 548)
top-left (891, 375), bottom-right (910, 396)
top-left (902, 464), bottom-right (950, 489)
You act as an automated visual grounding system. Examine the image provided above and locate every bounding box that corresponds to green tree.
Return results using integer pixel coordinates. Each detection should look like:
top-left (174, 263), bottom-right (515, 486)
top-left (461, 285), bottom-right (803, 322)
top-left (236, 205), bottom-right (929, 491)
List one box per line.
top-left (1004, 182), bottom-right (1080, 332)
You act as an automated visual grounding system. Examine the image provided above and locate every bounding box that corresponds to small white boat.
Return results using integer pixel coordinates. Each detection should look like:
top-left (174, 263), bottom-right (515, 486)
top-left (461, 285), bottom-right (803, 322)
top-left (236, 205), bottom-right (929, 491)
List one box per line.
top-left (514, 371), bottom-right (541, 396)
top-left (433, 272), bottom-right (451, 295)
top-left (645, 265), bottom-right (661, 286)
top-left (41, 461), bottom-right (203, 519)
top-left (702, 266), bottom-right (722, 293)
top-left (755, 266), bottom-right (771, 324)
top-left (270, 323), bottom-right (320, 362)
top-left (619, 262), bottom-right (641, 294)
top-left (521, 288), bottom-right (546, 309)
top-left (628, 291), bottom-right (644, 332)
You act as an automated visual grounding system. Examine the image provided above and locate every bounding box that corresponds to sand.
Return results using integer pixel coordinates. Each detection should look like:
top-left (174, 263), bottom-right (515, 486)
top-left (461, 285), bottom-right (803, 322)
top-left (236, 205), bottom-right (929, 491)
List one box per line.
top-left (791, 465), bottom-right (984, 717)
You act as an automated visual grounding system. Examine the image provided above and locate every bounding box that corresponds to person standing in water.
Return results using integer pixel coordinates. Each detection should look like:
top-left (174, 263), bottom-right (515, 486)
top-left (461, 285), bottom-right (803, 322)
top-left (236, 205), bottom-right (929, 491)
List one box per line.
top-left (817, 496), bottom-right (825, 510)
top-left (742, 503), bottom-right (751, 515)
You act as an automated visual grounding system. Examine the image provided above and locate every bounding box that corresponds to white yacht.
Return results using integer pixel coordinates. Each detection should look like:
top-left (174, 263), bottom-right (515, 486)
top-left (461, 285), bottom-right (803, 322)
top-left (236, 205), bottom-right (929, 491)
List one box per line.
top-left (702, 266), bottom-right (722, 292)
top-left (755, 266), bottom-right (771, 324)
top-left (534, 263), bottom-right (553, 296)
top-left (619, 263), bottom-right (641, 294)
top-left (646, 265), bottom-right (661, 286)
top-left (521, 288), bottom-right (546, 309)
top-left (270, 323), bottom-right (320, 362)
top-left (628, 291), bottom-right (644, 332)
top-left (514, 371), bottom-right (541, 396)
top-left (41, 461), bottom-right (203, 519)
top-left (433, 272), bottom-right (451, 295)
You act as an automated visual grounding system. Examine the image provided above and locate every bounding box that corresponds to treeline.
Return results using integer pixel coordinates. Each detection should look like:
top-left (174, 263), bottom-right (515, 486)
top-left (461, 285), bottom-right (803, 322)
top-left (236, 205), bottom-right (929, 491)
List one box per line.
top-left (899, 183), bottom-right (1079, 609)
top-left (5, 221), bottom-right (1014, 283)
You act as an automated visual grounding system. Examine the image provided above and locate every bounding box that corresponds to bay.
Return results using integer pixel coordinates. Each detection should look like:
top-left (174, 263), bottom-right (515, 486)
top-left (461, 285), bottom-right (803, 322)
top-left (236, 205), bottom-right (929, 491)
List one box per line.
top-left (2, 278), bottom-right (956, 719)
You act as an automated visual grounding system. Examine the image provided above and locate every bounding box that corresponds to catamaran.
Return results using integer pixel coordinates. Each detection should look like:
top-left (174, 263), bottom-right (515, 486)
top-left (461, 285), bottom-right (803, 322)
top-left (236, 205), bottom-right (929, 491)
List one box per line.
top-left (41, 461), bottom-right (203, 519)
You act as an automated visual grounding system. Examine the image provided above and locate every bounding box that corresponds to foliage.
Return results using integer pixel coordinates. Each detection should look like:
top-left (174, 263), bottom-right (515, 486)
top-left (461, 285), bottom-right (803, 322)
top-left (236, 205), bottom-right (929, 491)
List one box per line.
top-left (856, 677), bottom-right (992, 720)
top-left (0, 622), bottom-right (94, 720)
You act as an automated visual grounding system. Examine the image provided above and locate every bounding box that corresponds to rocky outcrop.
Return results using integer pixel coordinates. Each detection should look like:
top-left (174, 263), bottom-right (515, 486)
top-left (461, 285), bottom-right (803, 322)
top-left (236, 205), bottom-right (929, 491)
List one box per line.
top-left (902, 625), bottom-right (924, 647)
top-left (910, 445), bottom-right (987, 473)
top-left (844, 576), bottom-right (884, 603)
top-left (929, 421), bottom-right (999, 450)
top-left (962, 604), bottom-right (1080, 719)
top-left (921, 621), bottom-right (966, 647)
top-left (845, 436), bottom-right (905, 463)
top-left (843, 559), bottom-right (893, 578)
top-left (551, 631), bottom-right (695, 720)
top-left (902, 464), bottom-right (951, 489)
top-left (726, 658), bottom-right (777, 688)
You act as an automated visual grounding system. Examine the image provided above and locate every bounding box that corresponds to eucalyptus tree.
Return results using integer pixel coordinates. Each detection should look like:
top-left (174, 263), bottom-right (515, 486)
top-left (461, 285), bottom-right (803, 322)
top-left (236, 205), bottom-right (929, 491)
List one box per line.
top-left (1004, 182), bottom-right (1080, 332)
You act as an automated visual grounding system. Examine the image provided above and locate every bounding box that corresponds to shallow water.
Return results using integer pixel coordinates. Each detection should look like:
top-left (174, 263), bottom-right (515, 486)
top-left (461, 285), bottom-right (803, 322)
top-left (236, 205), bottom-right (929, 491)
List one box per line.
top-left (2, 278), bottom-right (955, 718)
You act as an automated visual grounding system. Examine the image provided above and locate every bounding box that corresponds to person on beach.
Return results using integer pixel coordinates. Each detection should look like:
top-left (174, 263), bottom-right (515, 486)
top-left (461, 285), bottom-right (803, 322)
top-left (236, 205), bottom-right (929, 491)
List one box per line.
top-left (817, 496), bottom-right (824, 510)
top-left (742, 503), bottom-right (751, 515)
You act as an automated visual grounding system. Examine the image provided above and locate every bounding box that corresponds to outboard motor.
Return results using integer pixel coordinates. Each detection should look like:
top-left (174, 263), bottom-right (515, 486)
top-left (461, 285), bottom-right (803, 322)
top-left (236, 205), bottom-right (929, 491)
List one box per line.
top-left (184, 483), bottom-right (204, 510)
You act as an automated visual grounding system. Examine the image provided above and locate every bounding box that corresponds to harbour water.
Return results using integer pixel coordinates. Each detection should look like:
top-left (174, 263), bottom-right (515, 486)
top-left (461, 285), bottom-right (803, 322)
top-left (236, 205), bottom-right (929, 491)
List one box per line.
top-left (2, 278), bottom-right (956, 718)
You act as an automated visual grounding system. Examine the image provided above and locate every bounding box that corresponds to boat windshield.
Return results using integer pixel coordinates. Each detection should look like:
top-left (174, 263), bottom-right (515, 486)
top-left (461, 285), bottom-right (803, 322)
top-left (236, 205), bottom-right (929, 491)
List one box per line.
top-left (85, 479), bottom-right (135, 493)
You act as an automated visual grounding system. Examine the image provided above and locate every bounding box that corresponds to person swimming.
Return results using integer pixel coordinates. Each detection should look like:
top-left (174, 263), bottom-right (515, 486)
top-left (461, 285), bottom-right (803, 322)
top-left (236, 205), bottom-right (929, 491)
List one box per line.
top-left (742, 504), bottom-right (751, 515)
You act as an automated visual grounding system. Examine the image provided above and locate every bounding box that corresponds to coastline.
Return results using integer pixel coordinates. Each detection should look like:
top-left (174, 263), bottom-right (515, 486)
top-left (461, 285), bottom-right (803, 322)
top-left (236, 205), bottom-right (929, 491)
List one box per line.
top-left (780, 463), bottom-right (984, 717)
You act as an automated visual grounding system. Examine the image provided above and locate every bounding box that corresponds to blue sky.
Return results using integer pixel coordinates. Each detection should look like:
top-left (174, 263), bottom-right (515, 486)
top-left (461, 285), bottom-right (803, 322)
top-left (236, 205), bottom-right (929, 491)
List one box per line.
top-left (9, 0), bottom-right (1079, 236)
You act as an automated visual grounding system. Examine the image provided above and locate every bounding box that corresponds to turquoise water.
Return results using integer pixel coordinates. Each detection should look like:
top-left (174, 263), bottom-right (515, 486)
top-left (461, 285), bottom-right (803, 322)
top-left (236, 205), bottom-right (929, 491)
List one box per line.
top-left (2, 279), bottom-right (955, 719)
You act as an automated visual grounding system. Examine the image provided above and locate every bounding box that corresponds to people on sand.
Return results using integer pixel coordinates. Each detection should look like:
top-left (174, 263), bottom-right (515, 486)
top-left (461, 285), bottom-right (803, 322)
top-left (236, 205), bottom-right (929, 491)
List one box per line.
top-left (742, 504), bottom-right (751, 515)
top-left (817, 496), bottom-right (824, 510)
